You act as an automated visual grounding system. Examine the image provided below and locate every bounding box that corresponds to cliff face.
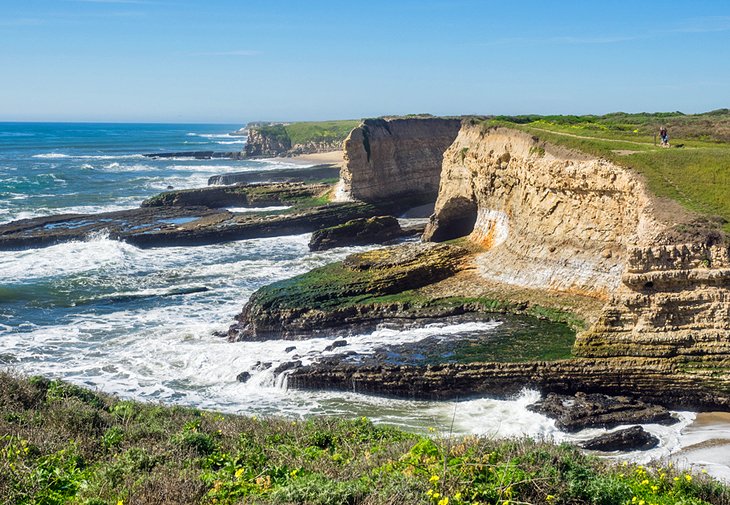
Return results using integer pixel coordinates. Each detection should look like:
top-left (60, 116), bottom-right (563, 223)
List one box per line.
top-left (244, 127), bottom-right (291, 157)
top-left (424, 125), bottom-right (665, 299)
top-left (575, 242), bottom-right (730, 362)
top-left (244, 125), bottom-right (347, 158)
top-left (335, 117), bottom-right (462, 204)
top-left (420, 123), bottom-right (730, 400)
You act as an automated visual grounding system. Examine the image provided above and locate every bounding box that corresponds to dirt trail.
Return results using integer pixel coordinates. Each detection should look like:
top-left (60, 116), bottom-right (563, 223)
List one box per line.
top-left (529, 127), bottom-right (656, 147)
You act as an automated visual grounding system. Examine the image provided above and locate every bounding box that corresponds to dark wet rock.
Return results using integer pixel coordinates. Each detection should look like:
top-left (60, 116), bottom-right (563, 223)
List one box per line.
top-left (228, 242), bottom-right (470, 341)
top-left (142, 183), bottom-right (329, 209)
top-left (324, 340), bottom-right (348, 352)
top-left (284, 346), bottom-right (297, 353)
top-left (252, 361), bottom-right (272, 372)
top-left (0, 201), bottom-right (384, 250)
top-left (582, 426), bottom-right (659, 452)
top-left (236, 372), bottom-right (251, 383)
top-left (527, 392), bottom-right (677, 432)
top-left (272, 360), bottom-right (302, 375)
top-left (308, 216), bottom-right (407, 251)
top-left (286, 357), bottom-right (730, 411)
top-left (0, 206), bottom-right (224, 250)
top-left (143, 151), bottom-right (244, 160)
top-left (208, 164), bottom-right (341, 186)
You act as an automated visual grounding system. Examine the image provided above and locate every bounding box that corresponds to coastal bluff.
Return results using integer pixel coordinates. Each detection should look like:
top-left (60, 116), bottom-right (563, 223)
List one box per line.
top-left (234, 118), bottom-right (730, 409)
top-left (334, 117), bottom-right (462, 204)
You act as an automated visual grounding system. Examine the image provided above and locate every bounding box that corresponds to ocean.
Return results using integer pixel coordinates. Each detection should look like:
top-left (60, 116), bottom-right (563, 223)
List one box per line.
top-left (0, 122), bottom-right (727, 478)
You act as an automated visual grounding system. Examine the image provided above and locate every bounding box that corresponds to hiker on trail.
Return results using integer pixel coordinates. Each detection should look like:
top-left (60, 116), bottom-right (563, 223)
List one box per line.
top-left (659, 126), bottom-right (669, 147)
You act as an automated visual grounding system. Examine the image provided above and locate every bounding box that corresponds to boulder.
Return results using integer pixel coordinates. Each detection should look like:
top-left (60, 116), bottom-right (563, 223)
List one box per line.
top-left (528, 392), bottom-right (677, 432)
top-left (308, 216), bottom-right (405, 251)
top-left (582, 426), bottom-right (659, 451)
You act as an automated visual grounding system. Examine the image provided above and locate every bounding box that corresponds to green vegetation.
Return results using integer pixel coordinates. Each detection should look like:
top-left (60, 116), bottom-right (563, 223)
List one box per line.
top-left (284, 120), bottom-right (361, 146)
top-left (478, 110), bottom-right (730, 232)
top-left (1, 373), bottom-right (728, 505)
top-left (252, 120), bottom-right (361, 147)
top-left (254, 124), bottom-right (290, 146)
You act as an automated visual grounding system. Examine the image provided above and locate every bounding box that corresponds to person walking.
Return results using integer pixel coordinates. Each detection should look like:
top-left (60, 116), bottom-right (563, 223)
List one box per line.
top-left (659, 126), bottom-right (669, 147)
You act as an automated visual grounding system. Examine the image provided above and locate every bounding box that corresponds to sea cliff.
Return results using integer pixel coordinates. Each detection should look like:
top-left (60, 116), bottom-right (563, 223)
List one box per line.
top-left (236, 118), bottom-right (730, 409)
top-left (335, 117), bottom-right (462, 204)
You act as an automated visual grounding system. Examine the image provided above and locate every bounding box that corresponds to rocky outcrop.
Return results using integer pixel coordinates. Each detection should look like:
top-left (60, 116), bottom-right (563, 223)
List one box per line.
top-left (582, 426), bottom-right (659, 452)
top-left (141, 183), bottom-right (329, 208)
top-left (308, 216), bottom-right (407, 251)
top-left (243, 124), bottom-right (347, 158)
top-left (208, 164), bottom-right (340, 186)
top-left (335, 117), bottom-right (462, 204)
top-left (244, 125), bottom-right (291, 157)
top-left (287, 357), bottom-right (730, 410)
top-left (228, 243), bottom-right (470, 341)
top-left (0, 201), bottom-right (387, 250)
top-left (528, 392), bottom-right (676, 432)
top-left (424, 125), bottom-right (668, 299)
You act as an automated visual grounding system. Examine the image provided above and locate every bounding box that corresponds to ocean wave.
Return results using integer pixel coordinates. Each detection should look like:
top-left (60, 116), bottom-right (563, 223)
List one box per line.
top-left (32, 153), bottom-right (70, 159)
top-left (215, 140), bottom-right (246, 145)
top-left (32, 153), bottom-right (146, 160)
top-left (186, 132), bottom-right (240, 139)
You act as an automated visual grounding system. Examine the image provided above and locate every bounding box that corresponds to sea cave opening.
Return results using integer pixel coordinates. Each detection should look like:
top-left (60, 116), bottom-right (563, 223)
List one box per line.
top-left (428, 196), bottom-right (478, 242)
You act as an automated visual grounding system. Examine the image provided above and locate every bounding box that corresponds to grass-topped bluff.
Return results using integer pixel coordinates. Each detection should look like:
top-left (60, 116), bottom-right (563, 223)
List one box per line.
top-left (244, 120), bottom-right (360, 157)
top-left (1, 372), bottom-right (728, 505)
top-left (477, 110), bottom-right (730, 233)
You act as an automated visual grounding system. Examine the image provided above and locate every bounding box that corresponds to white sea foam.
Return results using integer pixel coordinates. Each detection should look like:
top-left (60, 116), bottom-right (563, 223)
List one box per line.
top-left (32, 153), bottom-right (145, 160)
top-left (226, 206), bottom-right (292, 213)
top-left (32, 153), bottom-right (70, 159)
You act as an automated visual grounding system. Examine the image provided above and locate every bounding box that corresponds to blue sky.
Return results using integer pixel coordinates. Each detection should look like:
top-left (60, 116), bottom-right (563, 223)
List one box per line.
top-left (1, 0), bottom-right (729, 123)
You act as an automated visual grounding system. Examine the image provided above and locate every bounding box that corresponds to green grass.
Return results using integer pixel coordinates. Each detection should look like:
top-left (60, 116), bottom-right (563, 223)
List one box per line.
top-left (478, 112), bottom-right (730, 232)
top-left (250, 120), bottom-right (361, 148)
top-left (2, 373), bottom-right (728, 505)
top-left (284, 120), bottom-right (361, 146)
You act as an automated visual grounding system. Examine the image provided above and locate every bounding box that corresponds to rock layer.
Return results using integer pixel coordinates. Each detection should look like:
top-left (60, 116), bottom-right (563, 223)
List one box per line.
top-left (424, 125), bottom-right (666, 298)
top-left (335, 117), bottom-right (462, 204)
top-left (228, 243), bottom-right (470, 341)
top-left (308, 216), bottom-right (406, 251)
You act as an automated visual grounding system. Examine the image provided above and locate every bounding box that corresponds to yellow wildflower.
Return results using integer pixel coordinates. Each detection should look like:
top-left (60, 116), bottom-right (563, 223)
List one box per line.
top-left (235, 468), bottom-right (244, 479)
top-left (546, 495), bottom-right (555, 501)
top-left (641, 479), bottom-right (649, 485)
top-left (685, 474), bottom-right (692, 482)
top-left (438, 498), bottom-right (449, 505)
top-left (430, 475), bottom-right (440, 483)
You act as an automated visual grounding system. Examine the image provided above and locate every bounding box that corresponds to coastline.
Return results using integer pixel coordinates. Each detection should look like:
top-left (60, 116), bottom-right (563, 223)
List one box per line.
top-left (285, 150), bottom-right (344, 167)
top-left (671, 412), bottom-right (730, 482)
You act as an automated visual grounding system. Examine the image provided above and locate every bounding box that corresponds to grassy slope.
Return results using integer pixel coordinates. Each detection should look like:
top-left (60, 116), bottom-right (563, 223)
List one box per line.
top-left (480, 110), bottom-right (730, 232)
top-left (251, 120), bottom-right (361, 147)
top-left (284, 120), bottom-right (361, 146)
top-left (1, 373), bottom-right (729, 505)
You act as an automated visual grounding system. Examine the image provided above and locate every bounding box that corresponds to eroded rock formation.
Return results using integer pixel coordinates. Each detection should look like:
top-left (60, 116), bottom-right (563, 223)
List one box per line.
top-left (424, 125), bottom-right (669, 298)
top-left (282, 122), bottom-right (730, 409)
top-left (335, 117), bottom-right (461, 204)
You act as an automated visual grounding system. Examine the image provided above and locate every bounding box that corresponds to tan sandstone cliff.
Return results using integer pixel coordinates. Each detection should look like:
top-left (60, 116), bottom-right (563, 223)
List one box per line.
top-left (335, 117), bottom-right (462, 204)
top-left (422, 123), bottom-right (730, 397)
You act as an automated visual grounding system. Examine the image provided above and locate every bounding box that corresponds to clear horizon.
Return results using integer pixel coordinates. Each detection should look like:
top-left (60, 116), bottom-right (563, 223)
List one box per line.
top-left (1, 0), bottom-right (729, 123)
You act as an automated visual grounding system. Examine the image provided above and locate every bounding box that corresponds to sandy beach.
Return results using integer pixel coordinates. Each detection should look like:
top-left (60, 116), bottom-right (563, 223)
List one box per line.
top-left (670, 412), bottom-right (730, 482)
top-left (287, 150), bottom-right (344, 167)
